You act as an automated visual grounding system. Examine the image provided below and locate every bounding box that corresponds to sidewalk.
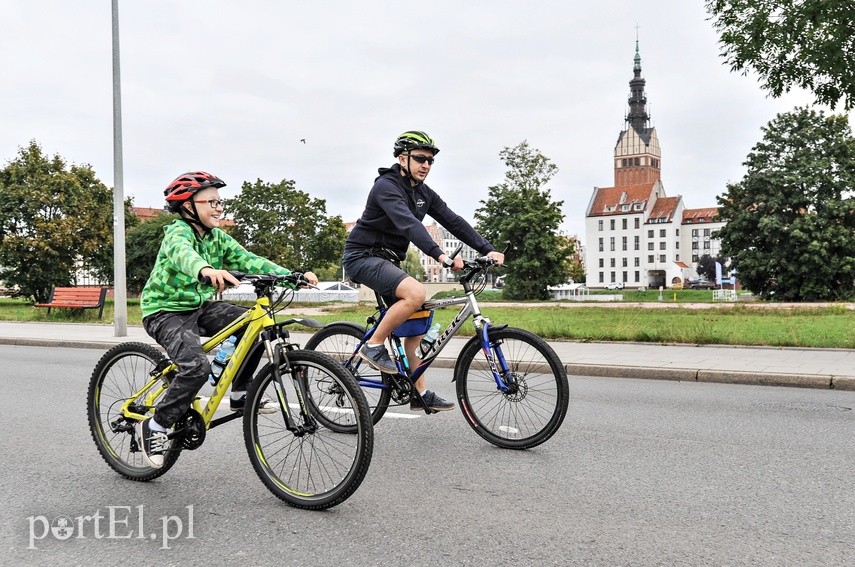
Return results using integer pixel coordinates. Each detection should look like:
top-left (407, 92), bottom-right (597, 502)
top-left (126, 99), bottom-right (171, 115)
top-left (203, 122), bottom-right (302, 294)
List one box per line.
top-left (0, 321), bottom-right (852, 391)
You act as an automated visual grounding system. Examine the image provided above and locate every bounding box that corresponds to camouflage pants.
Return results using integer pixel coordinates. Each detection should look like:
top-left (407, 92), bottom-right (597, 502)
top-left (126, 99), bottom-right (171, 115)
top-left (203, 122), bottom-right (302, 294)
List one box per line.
top-left (143, 301), bottom-right (262, 429)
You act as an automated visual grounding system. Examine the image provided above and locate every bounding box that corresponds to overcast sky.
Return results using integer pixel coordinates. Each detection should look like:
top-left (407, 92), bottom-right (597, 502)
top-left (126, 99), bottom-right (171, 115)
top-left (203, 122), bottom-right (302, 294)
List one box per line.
top-left (3, 1), bottom-right (844, 239)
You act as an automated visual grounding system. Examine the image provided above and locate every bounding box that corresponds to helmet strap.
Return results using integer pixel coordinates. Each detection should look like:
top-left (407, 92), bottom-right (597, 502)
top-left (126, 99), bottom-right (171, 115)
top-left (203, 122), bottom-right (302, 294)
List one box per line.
top-left (179, 200), bottom-right (210, 236)
top-left (400, 156), bottom-right (419, 186)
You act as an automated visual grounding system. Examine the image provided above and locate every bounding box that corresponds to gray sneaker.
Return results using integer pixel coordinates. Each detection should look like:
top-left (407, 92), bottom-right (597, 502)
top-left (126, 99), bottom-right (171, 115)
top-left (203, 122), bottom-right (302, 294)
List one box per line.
top-left (135, 417), bottom-right (169, 468)
top-left (410, 390), bottom-right (455, 412)
top-left (358, 343), bottom-right (398, 374)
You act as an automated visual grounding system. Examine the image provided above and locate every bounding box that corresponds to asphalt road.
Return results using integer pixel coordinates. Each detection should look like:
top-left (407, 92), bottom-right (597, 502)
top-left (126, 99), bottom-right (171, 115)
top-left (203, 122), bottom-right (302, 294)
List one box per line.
top-left (2, 344), bottom-right (853, 566)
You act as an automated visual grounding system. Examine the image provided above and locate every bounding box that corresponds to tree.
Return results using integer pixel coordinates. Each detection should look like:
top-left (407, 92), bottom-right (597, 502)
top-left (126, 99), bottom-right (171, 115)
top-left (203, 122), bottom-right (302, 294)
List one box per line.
top-left (474, 141), bottom-right (573, 300)
top-left (715, 107), bottom-right (855, 301)
top-left (705, 0), bottom-right (855, 110)
top-left (125, 212), bottom-right (177, 294)
top-left (0, 141), bottom-right (121, 302)
top-left (227, 178), bottom-right (346, 272)
top-left (402, 245), bottom-right (425, 281)
top-left (696, 254), bottom-right (727, 282)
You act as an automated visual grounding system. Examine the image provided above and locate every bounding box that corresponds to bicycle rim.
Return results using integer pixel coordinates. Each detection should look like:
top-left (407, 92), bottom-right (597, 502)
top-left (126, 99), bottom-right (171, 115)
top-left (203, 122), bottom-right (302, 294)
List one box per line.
top-left (87, 342), bottom-right (180, 480)
top-left (305, 323), bottom-right (392, 424)
top-left (455, 328), bottom-right (569, 449)
top-left (244, 350), bottom-right (373, 510)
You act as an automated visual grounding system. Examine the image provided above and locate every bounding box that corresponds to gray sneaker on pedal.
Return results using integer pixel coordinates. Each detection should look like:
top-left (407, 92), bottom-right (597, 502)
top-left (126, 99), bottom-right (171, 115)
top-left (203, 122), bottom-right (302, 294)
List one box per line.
top-left (358, 343), bottom-right (398, 374)
top-left (410, 390), bottom-right (455, 412)
top-left (136, 417), bottom-right (169, 468)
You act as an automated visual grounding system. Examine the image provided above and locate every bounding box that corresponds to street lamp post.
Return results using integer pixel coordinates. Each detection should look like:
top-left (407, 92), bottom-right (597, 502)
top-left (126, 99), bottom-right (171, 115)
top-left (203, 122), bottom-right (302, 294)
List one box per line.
top-left (111, 0), bottom-right (127, 336)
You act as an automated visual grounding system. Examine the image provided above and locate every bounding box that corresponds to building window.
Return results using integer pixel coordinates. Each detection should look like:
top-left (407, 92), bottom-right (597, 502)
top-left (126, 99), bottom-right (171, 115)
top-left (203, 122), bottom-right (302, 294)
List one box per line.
top-left (659, 229), bottom-right (666, 238)
top-left (692, 229), bottom-right (699, 237)
top-left (692, 254), bottom-right (699, 262)
top-left (599, 272), bottom-right (604, 283)
top-left (598, 220), bottom-right (603, 231)
top-left (648, 255), bottom-right (654, 263)
top-left (599, 238), bottom-right (604, 252)
top-left (648, 229), bottom-right (654, 238)
top-left (622, 218), bottom-right (627, 230)
top-left (704, 228), bottom-right (711, 237)
top-left (692, 242), bottom-right (699, 250)
top-left (676, 229), bottom-right (680, 236)
top-left (610, 258), bottom-right (616, 268)
top-left (648, 242), bottom-right (654, 251)
top-left (659, 242), bottom-right (666, 250)
top-left (676, 254), bottom-right (680, 262)
top-left (634, 270), bottom-right (640, 282)
top-left (634, 157), bottom-right (640, 166)
top-left (610, 272), bottom-right (616, 283)
top-left (659, 254), bottom-right (666, 263)
top-left (598, 258), bottom-right (604, 268)
top-left (675, 241), bottom-right (680, 249)
top-left (610, 237), bottom-right (615, 251)
top-left (634, 236), bottom-right (640, 250)
top-left (634, 217), bottom-right (640, 229)
top-left (622, 237), bottom-right (627, 251)
top-left (634, 257), bottom-right (640, 267)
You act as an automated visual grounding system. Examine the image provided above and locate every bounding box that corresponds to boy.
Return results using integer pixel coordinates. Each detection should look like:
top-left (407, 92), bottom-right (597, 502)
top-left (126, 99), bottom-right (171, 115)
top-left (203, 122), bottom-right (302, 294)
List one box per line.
top-left (136, 171), bottom-right (317, 468)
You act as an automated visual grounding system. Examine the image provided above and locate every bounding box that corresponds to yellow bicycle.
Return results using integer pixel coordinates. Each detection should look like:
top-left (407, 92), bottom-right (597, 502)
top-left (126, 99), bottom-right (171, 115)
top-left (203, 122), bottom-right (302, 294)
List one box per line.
top-left (87, 272), bottom-right (373, 510)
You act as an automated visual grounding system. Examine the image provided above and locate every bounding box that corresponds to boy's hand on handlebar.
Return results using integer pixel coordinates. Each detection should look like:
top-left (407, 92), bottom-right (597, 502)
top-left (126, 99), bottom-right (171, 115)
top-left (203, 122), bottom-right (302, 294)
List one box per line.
top-left (199, 267), bottom-right (240, 292)
top-left (486, 251), bottom-right (505, 265)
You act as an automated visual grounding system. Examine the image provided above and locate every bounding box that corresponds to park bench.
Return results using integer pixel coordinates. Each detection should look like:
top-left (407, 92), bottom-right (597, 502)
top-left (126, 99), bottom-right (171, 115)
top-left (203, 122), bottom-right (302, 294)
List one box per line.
top-left (35, 286), bottom-right (109, 319)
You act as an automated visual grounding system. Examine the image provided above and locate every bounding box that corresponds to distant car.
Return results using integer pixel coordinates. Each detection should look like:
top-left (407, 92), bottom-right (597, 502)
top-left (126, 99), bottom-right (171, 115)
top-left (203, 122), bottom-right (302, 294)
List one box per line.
top-left (689, 279), bottom-right (715, 290)
top-left (605, 282), bottom-right (624, 290)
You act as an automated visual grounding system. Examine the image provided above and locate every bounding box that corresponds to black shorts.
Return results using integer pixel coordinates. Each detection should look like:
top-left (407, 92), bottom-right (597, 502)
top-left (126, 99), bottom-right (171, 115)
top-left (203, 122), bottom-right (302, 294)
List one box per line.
top-left (342, 249), bottom-right (408, 306)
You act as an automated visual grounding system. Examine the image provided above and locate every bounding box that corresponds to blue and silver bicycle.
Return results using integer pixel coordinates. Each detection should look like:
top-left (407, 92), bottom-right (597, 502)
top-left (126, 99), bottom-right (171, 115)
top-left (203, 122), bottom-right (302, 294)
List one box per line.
top-left (306, 247), bottom-right (569, 449)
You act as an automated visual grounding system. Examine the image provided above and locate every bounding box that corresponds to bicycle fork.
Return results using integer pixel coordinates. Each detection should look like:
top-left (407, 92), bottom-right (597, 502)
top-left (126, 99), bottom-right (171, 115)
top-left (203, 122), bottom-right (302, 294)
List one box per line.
top-left (262, 329), bottom-right (317, 436)
top-left (479, 326), bottom-right (518, 395)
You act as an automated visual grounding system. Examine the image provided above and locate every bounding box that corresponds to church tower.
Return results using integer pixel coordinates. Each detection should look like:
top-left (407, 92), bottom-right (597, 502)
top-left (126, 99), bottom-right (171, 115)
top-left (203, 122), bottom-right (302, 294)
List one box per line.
top-left (614, 41), bottom-right (661, 186)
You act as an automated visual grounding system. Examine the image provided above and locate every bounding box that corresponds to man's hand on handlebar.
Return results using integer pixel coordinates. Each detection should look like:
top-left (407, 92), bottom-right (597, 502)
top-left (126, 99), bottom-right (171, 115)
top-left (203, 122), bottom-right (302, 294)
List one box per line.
top-left (486, 251), bottom-right (505, 265)
top-left (300, 271), bottom-right (319, 287)
top-left (199, 267), bottom-right (241, 292)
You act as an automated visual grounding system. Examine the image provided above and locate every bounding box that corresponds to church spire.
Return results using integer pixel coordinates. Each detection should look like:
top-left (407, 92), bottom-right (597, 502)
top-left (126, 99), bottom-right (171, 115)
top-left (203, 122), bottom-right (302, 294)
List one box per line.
top-left (626, 39), bottom-right (650, 134)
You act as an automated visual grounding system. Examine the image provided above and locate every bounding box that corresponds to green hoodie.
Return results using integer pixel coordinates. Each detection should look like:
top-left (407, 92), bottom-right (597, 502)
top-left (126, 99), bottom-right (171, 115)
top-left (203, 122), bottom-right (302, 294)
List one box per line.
top-left (140, 220), bottom-right (291, 318)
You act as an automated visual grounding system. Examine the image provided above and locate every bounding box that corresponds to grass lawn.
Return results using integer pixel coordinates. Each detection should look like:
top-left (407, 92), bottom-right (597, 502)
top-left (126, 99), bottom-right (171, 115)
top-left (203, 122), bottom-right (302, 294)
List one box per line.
top-left (4, 295), bottom-right (853, 349)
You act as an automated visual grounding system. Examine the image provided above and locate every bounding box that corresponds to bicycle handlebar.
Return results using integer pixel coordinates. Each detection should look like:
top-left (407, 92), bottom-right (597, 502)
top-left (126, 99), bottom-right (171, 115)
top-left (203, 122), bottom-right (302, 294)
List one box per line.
top-left (200, 271), bottom-right (314, 290)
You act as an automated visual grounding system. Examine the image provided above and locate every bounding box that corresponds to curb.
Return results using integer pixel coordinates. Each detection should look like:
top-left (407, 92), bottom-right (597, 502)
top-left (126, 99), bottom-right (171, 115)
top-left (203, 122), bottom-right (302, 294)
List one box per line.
top-left (2, 336), bottom-right (852, 391)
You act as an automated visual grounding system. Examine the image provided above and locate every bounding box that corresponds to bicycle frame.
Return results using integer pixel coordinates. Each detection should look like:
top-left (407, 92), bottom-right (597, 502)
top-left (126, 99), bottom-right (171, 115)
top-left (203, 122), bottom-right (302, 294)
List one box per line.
top-left (120, 291), bottom-right (298, 430)
top-left (356, 274), bottom-right (515, 395)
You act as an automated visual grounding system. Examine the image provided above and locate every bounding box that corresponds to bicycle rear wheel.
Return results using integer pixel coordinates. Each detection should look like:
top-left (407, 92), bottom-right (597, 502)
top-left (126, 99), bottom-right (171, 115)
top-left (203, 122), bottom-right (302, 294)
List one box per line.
top-left (455, 328), bottom-right (569, 449)
top-left (243, 349), bottom-right (373, 510)
top-left (305, 323), bottom-right (392, 425)
top-left (87, 342), bottom-right (180, 480)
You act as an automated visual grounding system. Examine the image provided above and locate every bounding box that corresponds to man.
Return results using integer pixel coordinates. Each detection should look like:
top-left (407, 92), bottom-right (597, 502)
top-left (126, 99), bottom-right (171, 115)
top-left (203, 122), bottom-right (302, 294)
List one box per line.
top-left (342, 131), bottom-right (504, 411)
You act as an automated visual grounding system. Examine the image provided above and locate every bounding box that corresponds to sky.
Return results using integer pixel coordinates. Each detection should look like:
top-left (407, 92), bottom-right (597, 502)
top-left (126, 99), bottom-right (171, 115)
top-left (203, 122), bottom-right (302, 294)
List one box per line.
top-left (2, 1), bottom-right (844, 240)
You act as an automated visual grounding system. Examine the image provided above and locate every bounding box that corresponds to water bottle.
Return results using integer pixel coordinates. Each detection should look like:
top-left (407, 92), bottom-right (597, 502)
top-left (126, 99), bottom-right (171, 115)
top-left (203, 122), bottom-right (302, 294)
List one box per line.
top-left (208, 335), bottom-right (237, 386)
top-left (419, 323), bottom-right (441, 358)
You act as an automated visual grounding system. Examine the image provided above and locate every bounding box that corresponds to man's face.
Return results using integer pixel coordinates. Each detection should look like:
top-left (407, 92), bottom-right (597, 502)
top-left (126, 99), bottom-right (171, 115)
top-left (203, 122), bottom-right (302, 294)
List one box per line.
top-left (399, 148), bottom-right (435, 183)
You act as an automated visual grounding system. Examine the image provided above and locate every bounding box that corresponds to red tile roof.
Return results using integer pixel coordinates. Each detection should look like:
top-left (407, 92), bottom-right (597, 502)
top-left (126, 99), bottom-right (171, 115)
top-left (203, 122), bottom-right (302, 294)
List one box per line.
top-left (682, 207), bottom-right (719, 224)
top-left (588, 183), bottom-right (655, 217)
top-left (647, 196), bottom-right (679, 222)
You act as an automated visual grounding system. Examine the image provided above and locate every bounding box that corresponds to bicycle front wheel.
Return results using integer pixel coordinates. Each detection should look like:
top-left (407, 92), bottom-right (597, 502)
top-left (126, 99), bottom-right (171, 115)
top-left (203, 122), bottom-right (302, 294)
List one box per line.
top-left (87, 342), bottom-right (180, 480)
top-left (244, 349), bottom-right (373, 510)
top-left (455, 328), bottom-right (569, 450)
top-left (305, 323), bottom-right (392, 425)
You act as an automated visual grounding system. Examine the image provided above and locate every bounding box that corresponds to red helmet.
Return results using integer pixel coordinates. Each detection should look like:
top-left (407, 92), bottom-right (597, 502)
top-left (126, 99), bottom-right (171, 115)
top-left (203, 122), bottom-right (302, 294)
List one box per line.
top-left (164, 171), bottom-right (225, 210)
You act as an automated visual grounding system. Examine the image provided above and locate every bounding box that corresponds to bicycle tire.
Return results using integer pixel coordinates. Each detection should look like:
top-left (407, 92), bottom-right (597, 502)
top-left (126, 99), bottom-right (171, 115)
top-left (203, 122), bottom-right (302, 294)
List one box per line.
top-left (304, 323), bottom-right (392, 425)
top-left (454, 327), bottom-right (569, 449)
top-left (243, 349), bottom-right (374, 510)
top-left (87, 342), bottom-right (181, 480)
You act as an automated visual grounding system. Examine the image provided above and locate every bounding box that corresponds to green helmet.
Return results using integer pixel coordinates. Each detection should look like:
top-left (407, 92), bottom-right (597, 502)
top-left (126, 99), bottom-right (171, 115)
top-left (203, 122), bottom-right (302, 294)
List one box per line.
top-left (393, 130), bottom-right (440, 157)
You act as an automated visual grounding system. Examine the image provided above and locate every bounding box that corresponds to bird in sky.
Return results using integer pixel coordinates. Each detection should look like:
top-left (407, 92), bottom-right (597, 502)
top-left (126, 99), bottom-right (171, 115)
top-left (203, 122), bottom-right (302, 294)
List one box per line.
top-left (300, 138), bottom-right (306, 144)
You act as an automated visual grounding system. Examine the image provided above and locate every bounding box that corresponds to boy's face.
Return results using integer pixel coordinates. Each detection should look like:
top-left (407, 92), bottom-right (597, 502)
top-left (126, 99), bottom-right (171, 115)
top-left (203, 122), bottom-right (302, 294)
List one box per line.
top-left (185, 187), bottom-right (224, 230)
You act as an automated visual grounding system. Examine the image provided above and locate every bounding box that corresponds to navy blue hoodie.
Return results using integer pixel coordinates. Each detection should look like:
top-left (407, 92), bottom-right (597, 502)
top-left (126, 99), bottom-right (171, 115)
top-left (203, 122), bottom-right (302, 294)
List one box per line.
top-left (345, 164), bottom-right (494, 261)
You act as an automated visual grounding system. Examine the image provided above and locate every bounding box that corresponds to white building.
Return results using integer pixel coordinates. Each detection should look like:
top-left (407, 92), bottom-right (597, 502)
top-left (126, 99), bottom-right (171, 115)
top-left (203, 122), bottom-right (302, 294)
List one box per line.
top-left (584, 42), bottom-right (726, 289)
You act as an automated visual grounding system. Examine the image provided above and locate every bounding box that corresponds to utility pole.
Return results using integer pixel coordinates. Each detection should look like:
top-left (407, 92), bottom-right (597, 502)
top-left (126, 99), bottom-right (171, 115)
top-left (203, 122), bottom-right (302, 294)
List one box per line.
top-left (111, 0), bottom-right (128, 336)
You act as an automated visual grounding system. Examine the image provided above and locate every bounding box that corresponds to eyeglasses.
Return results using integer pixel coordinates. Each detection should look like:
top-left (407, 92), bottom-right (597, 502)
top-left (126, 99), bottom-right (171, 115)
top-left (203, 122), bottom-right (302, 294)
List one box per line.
top-left (194, 199), bottom-right (225, 209)
top-left (406, 154), bottom-right (435, 165)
